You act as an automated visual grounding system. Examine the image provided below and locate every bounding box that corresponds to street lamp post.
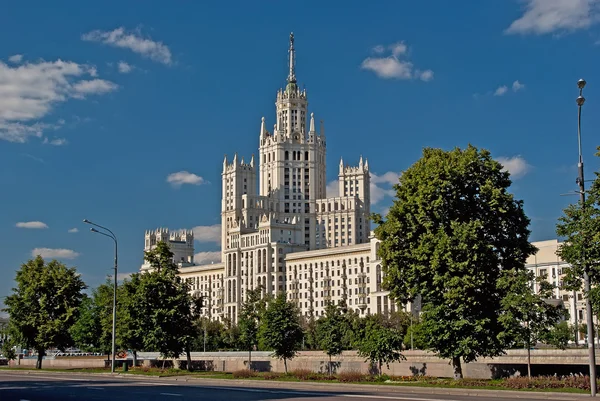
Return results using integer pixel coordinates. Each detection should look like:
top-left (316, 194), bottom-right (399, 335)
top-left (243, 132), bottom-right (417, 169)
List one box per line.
top-left (84, 219), bottom-right (118, 374)
top-left (575, 79), bottom-right (597, 396)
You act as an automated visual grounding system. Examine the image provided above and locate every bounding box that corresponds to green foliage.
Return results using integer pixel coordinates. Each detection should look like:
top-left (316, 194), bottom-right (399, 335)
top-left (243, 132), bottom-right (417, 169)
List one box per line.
top-left (556, 147), bottom-right (600, 306)
top-left (354, 314), bottom-right (404, 374)
top-left (374, 145), bottom-right (536, 378)
top-left (541, 321), bottom-right (573, 349)
top-left (238, 287), bottom-right (266, 356)
top-left (69, 295), bottom-right (102, 352)
top-left (2, 256), bottom-right (87, 368)
top-left (499, 271), bottom-right (566, 376)
top-left (315, 303), bottom-right (346, 359)
top-left (70, 280), bottom-right (123, 354)
top-left (403, 320), bottom-right (427, 350)
top-left (259, 293), bottom-right (303, 373)
top-left (500, 272), bottom-right (566, 348)
top-left (120, 242), bottom-right (199, 360)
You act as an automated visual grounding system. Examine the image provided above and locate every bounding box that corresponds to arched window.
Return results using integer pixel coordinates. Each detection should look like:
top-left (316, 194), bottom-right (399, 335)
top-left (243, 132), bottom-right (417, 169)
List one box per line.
top-left (305, 151), bottom-right (309, 161)
top-left (285, 151), bottom-right (289, 160)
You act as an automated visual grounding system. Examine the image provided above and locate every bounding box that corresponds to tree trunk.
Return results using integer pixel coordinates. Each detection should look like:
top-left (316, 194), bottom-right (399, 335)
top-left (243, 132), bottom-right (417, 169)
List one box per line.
top-left (186, 347), bottom-right (192, 372)
top-left (133, 350), bottom-right (138, 368)
top-left (248, 349), bottom-right (252, 371)
top-left (451, 357), bottom-right (463, 380)
top-left (36, 349), bottom-right (44, 370)
top-left (378, 360), bottom-right (383, 376)
top-left (284, 358), bottom-right (288, 374)
top-left (329, 354), bottom-right (332, 376)
top-left (527, 346), bottom-right (531, 378)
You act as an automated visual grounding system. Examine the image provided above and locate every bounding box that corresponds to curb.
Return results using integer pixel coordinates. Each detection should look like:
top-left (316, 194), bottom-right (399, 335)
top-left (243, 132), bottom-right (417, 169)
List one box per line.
top-left (0, 369), bottom-right (588, 400)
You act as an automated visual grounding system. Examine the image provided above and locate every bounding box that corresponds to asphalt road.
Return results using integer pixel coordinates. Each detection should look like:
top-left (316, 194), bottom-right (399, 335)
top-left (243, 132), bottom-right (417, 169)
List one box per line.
top-left (0, 371), bottom-right (582, 401)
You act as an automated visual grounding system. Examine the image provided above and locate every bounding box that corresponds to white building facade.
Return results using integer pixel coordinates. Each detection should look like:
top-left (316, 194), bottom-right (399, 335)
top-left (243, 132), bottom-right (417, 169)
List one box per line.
top-left (140, 34), bottom-right (584, 329)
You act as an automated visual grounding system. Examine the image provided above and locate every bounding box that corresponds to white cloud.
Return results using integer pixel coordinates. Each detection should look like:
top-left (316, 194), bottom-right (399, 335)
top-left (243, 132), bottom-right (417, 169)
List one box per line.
top-left (496, 155), bottom-right (532, 179)
top-left (494, 85), bottom-right (509, 96)
top-left (370, 172), bottom-right (398, 204)
top-left (389, 42), bottom-right (408, 57)
top-left (194, 251), bottom-right (221, 265)
top-left (117, 61), bottom-right (133, 73)
top-left (371, 171), bottom-right (400, 185)
top-left (326, 171), bottom-right (399, 205)
top-left (361, 41), bottom-right (432, 81)
top-left (326, 180), bottom-right (339, 197)
top-left (116, 272), bottom-right (133, 281)
top-left (505, 0), bottom-right (600, 35)
top-left (167, 171), bottom-right (206, 187)
top-left (82, 27), bottom-right (173, 65)
top-left (16, 221), bottom-right (48, 229)
top-left (8, 54), bottom-right (23, 64)
top-left (512, 80), bottom-right (525, 92)
top-left (32, 248), bottom-right (80, 260)
top-left (68, 228), bottom-right (79, 233)
top-left (0, 59), bottom-right (117, 143)
top-left (72, 79), bottom-right (118, 97)
top-left (418, 69), bottom-right (434, 82)
top-left (372, 45), bottom-right (385, 54)
top-left (43, 137), bottom-right (68, 146)
top-left (191, 224), bottom-right (221, 244)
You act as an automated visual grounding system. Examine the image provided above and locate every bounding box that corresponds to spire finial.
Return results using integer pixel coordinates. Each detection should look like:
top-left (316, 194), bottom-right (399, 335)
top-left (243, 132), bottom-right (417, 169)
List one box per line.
top-left (288, 32), bottom-right (296, 84)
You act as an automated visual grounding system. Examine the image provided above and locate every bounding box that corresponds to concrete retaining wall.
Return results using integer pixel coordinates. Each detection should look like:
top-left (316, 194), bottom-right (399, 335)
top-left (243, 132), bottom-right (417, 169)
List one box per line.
top-left (8, 349), bottom-right (598, 379)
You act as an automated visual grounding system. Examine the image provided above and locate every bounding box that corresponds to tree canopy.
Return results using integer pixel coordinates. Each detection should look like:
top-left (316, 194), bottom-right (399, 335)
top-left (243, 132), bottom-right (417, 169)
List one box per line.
top-left (259, 292), bottom-right (303, 373)
top-left (556, 147), bottom-right (600, 309)
top-left (374, 145), bottom-right (536, 378)
top-left (3, 256), bottom-right (86, 369)
top-left (122, 242), bottom-right (200, 368)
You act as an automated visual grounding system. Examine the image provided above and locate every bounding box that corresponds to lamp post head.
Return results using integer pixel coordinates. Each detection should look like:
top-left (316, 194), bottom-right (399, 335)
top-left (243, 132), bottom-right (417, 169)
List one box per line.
top-left (578, 79), bottom-right (587, 89)
top-left (577, 95), bottom-right (586, 107)
top-left (90, 228), bottom-right (99, 233)
top-left (83, 219), bottom-right (90, 224)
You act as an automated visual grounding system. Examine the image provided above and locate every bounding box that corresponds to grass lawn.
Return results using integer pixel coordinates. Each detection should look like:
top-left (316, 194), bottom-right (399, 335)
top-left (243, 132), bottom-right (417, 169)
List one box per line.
top-left (3, 366), bottom-right (594, 393)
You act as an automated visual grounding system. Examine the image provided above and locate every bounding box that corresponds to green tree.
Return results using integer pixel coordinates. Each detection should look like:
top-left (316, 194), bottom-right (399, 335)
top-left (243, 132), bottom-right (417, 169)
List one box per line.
top-left (120, 274), bottom-right (148, 366)
top-left (374, 145), bottom-right (536, 379)
top-left (404, 320), bottom-right (427, 350)
top-left (71, 280), bottom-right (121, 358)
top-left (499, 272), bottom-right (566, 377)
top-left (556, 148), bottom-right (600, 313)
top-left (316, 303), bottom-right (346, 375)
top-left (69, 295), bottom-right (102, 353)
top-left (354, 314), bottom-right (404, 375)
top-left (238, 287), bottom-right (266, 367)
top-left (259, 293), bottom-right (303, 373)
top-left (122, 242), bottom-right (199, 370)
top-left (3, 256), bottom-right (87, 369)
top-left (541, 321), bottom-right (573, 349)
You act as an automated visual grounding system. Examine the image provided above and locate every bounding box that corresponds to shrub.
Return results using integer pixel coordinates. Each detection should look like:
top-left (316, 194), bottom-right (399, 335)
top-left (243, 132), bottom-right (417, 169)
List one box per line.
top-left (263, 372), bottom-right (284, 380)
top-left (502, 375), bottom-right (592, 390)
top-left (292, 369), bottom-right (314, 380)
top-left (337, 370), bottom-right (365, 383)
top-left (233, 369), bottom-right (258, 379)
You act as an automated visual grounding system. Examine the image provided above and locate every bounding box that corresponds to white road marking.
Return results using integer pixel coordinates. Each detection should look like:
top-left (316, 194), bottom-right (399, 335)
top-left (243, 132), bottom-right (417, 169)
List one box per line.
top-left (198, 385), bottom-right (461, 401)
top-left (159, 393), bottom-right (182, 397)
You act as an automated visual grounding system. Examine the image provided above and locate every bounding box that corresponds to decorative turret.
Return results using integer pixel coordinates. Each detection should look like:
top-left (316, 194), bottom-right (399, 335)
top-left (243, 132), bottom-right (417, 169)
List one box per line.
top-left (339, 157), bottom-right (344, 175)
top-left (260, 117), bottom-right (267, 137)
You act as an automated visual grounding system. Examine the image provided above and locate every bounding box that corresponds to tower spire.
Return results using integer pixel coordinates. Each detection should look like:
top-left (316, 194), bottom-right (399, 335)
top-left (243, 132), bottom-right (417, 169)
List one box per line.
top-left (288, 32), bottom-right (296, 84)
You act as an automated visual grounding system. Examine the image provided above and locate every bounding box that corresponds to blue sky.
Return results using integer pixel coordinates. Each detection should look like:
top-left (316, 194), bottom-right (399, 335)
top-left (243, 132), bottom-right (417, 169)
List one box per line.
top-left (2, 0), bottom-right (600, 308)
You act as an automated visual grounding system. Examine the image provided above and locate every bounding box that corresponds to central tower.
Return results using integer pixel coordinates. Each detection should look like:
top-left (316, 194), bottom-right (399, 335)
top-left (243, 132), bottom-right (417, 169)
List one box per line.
top-left (258, 32), bottom-right (327, 248)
